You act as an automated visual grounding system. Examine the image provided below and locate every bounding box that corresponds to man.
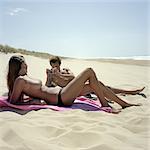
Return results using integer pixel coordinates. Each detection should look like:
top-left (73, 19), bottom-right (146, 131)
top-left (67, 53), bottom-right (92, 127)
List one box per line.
top-left (45, 56), bottom-right (75, 87)
top-left (45, 56), bottom-right (145, 97)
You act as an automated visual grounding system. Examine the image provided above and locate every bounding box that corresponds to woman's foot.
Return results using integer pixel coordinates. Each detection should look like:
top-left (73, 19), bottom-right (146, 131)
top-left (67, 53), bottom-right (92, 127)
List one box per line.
top-left (130, 87), bottom-right (145, 95)
top-left (129, 87), bottom-right (146, 98)
top-left (101, 105), bottom-right (122, 114)
top-left (111, 108), bottom-right (122, 114)
top-left (122, 103), bottom-right (142, 109)
top-left (121, 87), bottom-right (146, 98)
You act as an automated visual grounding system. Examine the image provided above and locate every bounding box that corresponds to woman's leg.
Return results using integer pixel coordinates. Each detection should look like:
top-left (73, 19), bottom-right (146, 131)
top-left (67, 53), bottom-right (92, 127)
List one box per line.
top-left (61, 68), bottom-right (140, 108)
top-left (96, 81), bottom-right (141, 108)
top-left (61, 68), bottom-right (109, 107)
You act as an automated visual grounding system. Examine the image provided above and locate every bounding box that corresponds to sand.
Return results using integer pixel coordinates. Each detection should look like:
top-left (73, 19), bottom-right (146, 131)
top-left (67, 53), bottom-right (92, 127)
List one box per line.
top-left (0, 52), bottom-right (150, 150)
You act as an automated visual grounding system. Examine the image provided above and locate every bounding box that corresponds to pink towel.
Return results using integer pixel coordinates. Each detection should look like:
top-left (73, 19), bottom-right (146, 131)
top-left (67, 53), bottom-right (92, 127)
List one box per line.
top-left (0, 96), bottom-right (113, 113)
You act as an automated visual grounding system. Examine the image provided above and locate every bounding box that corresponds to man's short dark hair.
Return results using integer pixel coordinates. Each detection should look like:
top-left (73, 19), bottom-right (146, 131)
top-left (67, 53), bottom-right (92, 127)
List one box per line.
top-left (49, 56), bottom-right (61, 65)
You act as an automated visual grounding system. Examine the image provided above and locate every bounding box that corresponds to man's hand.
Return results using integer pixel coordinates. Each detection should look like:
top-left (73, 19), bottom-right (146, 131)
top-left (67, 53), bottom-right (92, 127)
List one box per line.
top-left (51, 67), bottom-right (60, 77)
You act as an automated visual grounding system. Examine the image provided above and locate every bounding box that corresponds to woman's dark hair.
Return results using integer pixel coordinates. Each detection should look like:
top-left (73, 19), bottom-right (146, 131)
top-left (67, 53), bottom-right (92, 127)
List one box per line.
top-left (7, 55), bottom-right (25, 97)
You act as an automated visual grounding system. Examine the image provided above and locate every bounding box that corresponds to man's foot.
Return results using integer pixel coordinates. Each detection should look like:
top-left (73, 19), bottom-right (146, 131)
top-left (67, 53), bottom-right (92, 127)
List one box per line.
top-left (137, 93), bottom-right (147, 98)
top-left (85, 93), bottom-right (97, 100)
top-left (107, 99), bottom-right (114, 104)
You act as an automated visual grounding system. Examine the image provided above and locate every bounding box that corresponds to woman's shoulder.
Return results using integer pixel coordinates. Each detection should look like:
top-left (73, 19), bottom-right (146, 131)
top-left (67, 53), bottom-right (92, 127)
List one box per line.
top-left (15, 76), bottom-right (26, 83)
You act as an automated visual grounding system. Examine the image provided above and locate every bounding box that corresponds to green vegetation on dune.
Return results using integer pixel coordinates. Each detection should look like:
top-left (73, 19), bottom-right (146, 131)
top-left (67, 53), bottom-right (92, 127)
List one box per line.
top-left (0, 44), bottom-right (72, 59)
top-left (0, 44), bottom-right (55, 59)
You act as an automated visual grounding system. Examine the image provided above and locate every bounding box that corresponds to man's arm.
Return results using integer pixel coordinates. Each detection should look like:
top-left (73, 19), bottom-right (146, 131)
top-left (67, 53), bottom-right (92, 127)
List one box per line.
top-left (45, 69), bottom-right (57, 87)
top-left (51, 68), bottom-right (75, 87)
top-left (60, 68), bottom-right (75, 80)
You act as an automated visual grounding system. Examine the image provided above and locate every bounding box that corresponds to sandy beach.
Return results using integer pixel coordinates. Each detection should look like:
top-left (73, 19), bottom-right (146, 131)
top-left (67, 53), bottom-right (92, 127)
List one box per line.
top-left (0, 52), bottom-right (150, 150)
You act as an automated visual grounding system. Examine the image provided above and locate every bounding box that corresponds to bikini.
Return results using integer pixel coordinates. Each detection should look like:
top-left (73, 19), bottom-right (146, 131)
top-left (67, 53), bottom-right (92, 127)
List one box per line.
top-left (57, 89), bottom-right (65, 107)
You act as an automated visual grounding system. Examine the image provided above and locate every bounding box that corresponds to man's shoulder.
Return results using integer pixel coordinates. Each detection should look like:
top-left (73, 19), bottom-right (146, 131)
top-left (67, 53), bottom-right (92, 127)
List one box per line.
top-left (62, 67), bottom-right (70, 71)
top-left (61, 68), bottom-right (71, 73)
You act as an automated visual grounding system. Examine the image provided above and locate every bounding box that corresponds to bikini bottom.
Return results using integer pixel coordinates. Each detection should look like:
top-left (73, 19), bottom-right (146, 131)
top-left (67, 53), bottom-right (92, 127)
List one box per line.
top-left (57, 89), bottom-right (65, 107)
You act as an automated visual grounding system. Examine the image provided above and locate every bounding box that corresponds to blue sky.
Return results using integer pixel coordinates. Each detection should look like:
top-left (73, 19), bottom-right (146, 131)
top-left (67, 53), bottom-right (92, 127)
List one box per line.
top-left (0, 0), bottom-right (149, 58)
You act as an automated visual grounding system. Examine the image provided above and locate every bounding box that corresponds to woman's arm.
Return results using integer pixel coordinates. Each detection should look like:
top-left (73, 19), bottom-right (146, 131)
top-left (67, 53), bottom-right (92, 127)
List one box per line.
top-left (18, 99), bottom-right (46, 105)
top-left (9, 77), bottom-right (25, 104)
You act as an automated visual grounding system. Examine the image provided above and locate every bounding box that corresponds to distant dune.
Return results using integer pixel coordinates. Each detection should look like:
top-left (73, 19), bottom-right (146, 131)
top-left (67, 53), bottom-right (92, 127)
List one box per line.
top-left (0, 44), bottom-right (150, 67)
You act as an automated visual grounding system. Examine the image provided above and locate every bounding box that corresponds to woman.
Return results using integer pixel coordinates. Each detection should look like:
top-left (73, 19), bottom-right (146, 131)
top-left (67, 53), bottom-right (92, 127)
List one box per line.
top-left (7, 55), bottom-right (140, 112)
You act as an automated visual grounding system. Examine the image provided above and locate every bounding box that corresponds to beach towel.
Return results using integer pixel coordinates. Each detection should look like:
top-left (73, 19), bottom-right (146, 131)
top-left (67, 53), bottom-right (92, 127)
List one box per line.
top-left (0, 96), bottom-right (113, 113)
